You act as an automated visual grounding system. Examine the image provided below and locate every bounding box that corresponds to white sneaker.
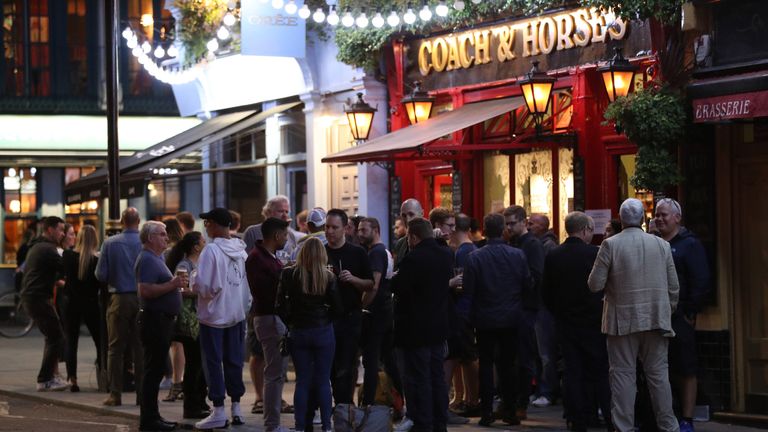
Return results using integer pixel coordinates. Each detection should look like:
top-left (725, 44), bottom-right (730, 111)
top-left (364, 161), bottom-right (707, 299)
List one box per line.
top-left (394, 417), bottom-right (414, 432)
top-left (195, 405), bottom-right (229, 429)
top-left (531, 395), bottom-right (552, 408)
top-left (312, 410), bottom-right (321, 425)
top-left (231, 401), bottom-right (245, 426)
top-left (159, 376), bottom-right (173, 390)
top-left (36, 378), bottom-right (68, 392)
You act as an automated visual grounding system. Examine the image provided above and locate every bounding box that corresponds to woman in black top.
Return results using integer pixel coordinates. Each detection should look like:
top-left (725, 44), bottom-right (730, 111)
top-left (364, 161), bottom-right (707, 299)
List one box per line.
top-left (61, 224), bottom-right (102, 392)
top-left (277, 237), bottom-right (343, 432)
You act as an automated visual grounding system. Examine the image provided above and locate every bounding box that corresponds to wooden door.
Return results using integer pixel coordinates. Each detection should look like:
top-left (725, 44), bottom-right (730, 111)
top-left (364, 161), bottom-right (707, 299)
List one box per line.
top-left (734, 154), bottom-right (768, 413)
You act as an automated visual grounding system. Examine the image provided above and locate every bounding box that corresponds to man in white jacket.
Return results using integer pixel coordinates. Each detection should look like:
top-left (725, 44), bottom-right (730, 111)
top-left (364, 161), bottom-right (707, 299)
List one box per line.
top-left (193, 207), bottom-right (252, 429)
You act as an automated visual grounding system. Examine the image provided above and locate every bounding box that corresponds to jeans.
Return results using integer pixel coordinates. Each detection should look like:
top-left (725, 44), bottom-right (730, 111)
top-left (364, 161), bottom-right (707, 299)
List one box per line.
top-left (138, 310), bottom-right (174, 424)
top-left (535, 307), bottom-right (559, 399)
top-left (559, 322), bottom-right (611, 429)
top-left (476, 327), bottom-right (518, 417)
top-left (255, 315), bottom-right (288, 431)
top-left (106, 293), bottom-right (142, 396)
top-left (61, 294), bottom-right (101, 380)
top-left (517, 310), bottom-right (537, 408)
top-left (22, 297), bottom-right (64, 383)
top-left (399, 343), bottom-right (448, 432)
top-left (332, 313), bottom-right (362, 404)
top-left (199, 320), bottom-right (246, 407)
top-left (291, 324), bottom-right (335, 431)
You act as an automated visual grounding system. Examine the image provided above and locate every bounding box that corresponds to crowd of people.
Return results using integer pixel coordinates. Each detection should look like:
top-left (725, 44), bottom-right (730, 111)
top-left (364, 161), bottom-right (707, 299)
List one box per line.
top-left (16, 194), bottom-right (710, 432)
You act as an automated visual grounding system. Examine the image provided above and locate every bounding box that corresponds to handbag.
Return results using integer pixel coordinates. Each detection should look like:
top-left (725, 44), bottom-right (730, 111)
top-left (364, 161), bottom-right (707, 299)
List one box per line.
top-left (332, 403), bottom-right (392, 432)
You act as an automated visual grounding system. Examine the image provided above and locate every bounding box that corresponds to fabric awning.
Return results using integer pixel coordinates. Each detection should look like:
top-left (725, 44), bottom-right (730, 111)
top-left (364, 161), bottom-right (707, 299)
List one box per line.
top-left (322, 97), bottom-right (524, 163)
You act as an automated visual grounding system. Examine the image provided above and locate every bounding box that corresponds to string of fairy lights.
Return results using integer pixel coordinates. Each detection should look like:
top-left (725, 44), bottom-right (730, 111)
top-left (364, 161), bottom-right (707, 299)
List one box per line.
top-left (124, 0), bottom-right (485, 84)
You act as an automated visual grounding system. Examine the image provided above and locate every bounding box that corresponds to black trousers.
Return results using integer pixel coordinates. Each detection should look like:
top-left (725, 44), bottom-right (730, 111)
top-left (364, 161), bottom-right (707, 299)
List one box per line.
top-left (361, 304), bottom-right (394, 405)
top-left (399, 343), bottom-right (448, 432)
top-left (180, 335), bottom-right (209, 413)
top-left (61, 294), bottom-right (101, 380)
top-left (23, 297), bottom-right (65, 383)
top-left (332, 313), bottom-right (362, 404)
top-left (476, 327), bottom-right (518, 417)
top-left (138, 310), bottom-right (174, 424)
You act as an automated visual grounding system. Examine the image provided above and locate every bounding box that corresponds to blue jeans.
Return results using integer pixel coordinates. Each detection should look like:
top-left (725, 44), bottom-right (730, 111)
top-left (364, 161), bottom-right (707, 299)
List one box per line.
top-left (199, 321), bottom-right (246, 407)
top-left (291, 324), bottom-right (335, 431)
top-left (535, 307), bottom-right (560, 399)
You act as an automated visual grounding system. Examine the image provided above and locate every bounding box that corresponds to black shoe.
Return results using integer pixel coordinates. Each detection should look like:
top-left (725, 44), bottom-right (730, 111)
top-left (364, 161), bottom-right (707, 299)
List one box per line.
top-left (183, 409), bottom-right (211, 419)
top-left (478, 416), bottom-right (495, 427)
top-left (139, 419), bottom-right (176, 431)
top-left (158, 418), bottom-right (177, 428)
top-left (501, 414), bottom-right (521, 426)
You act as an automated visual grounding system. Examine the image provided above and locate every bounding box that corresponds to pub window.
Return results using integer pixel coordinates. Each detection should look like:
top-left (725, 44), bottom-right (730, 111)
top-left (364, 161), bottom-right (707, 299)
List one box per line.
top-left (66, 0), bottom-right (87, 96)
top-left (281, 114), bottom-right (306, 155)
top-left (1, 0), bottom-right (50, 96)
top-left (3, 167), bottom-right (37, 264)
top-left (64, 166), bottom-right (96, 185)
top-left (125, 0), bottom-right (174, 97)
top-left (617, 154), bottom-right (654, 225)
top-left (64, 166), bottom-right (99, 218)
top-left (219, 125), bottom-right (266, 165)
top-left (148, 177), bottom-right (180, 220)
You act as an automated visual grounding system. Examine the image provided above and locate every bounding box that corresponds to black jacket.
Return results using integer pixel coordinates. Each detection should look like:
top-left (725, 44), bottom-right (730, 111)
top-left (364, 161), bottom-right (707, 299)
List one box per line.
top-left (391, 238), bottom-right (453, 348)
top-left (20, 237), bottom-right (63, 299)
top-left (668, 227), bottom-right (711, 317)
top-left (542, 237), bottom-right (602, 328)
top-left (62, 249), bottom-right (101, 299)
top-left (513, 232), bottom-right (545, 311)
top-left (276, 267), bottom-right (344, 330)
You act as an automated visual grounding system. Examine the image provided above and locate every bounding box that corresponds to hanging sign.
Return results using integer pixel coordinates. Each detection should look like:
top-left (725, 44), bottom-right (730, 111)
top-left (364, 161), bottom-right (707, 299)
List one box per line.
top-left (241, 0), bottom-right (306, 58)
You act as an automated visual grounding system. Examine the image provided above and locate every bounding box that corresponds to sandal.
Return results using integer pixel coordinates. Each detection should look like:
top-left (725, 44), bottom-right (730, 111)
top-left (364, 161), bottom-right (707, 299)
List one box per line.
top-left (162, 382), bottom-right (183, 402)
top-left (251, 400), bottom-right (264, 414)
top-left (281, 399), bottom-right (294, 413)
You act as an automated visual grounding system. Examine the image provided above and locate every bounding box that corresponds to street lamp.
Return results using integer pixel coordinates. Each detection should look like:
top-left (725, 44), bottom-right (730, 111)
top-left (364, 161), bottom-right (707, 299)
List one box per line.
top-left (402, 81), bottom-right (435, 125)
top-left (345, 93), bottom-right (377, 142)
top-left (598, 47), bottom-right (637, 102)
top-left (518, 60), bottom-right (556, 133)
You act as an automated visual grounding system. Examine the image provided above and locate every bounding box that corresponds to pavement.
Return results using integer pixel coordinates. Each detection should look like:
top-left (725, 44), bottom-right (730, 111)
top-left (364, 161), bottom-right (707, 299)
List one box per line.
top-left (0, 329), bottom-right (762, 432)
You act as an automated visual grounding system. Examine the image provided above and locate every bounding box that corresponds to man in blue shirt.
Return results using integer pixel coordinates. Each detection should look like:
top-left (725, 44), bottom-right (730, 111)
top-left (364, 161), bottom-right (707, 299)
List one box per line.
top-left (95, 207), bottom-right (143, 407)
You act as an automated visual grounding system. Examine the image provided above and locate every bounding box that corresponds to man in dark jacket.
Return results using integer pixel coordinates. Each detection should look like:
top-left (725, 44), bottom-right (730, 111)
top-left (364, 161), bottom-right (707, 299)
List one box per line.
top-left (462, 213), bottom-right (529, 427)
top-left (393, 198), bottom-right (424, 270)
top-left (503, 205), bottom-right (544, 418)
top-left (655, 198), bottom-right (711, 432)
top-left (20, 216), bottom-right (66, 391)
top-left (391, 218), bottom-right (453, 432)
top-left (542, 212), bottom-right (610, 432)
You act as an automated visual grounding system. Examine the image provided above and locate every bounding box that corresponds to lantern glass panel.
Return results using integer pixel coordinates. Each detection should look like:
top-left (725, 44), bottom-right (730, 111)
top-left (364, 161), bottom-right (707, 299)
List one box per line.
top-left (405, 100), bottom-right (433, 124)
top-left (347, 111), bottom-right (374, 141)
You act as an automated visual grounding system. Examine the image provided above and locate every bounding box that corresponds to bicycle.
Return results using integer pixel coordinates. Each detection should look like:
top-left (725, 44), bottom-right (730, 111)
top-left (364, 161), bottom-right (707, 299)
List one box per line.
top-left (0, 291), bottom-right (34, 338)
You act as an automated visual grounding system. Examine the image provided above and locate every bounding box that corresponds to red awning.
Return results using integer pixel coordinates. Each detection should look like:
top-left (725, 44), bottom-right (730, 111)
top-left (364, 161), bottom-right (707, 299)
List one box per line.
top-left (693, 90), bottom-right (768, 123)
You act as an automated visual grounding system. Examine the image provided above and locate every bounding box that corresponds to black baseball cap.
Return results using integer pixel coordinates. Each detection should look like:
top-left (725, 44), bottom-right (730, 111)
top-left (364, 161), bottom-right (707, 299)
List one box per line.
top-left (199, 207), bottom-right (232, 228)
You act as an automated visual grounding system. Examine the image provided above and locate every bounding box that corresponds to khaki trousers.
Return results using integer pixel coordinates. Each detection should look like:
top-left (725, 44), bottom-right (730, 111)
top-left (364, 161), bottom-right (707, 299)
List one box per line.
top-left (606, 331), bottom-right (679, 432)
top-left (106, 293), bottom-right (143, 398)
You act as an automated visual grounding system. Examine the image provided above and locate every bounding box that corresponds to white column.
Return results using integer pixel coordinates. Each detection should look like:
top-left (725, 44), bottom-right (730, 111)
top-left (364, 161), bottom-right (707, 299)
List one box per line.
top-left (264, 101), bottom-right (281, 197)
top-left (301, 91), bottom-right (327, 209)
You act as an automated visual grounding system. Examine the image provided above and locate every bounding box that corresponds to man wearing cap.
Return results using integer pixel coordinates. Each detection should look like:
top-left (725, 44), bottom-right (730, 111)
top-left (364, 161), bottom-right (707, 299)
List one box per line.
top-left (243, 195), bottom-right (305, 255)
top-left (291, 207), bottom-right (328, 261)
top-left (193, 208), bottom-right (253, 430)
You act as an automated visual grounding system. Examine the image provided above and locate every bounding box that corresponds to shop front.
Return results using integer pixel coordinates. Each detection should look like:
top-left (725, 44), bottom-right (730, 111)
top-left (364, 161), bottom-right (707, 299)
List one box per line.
top-left (324, 6), bottom-right (657, 241)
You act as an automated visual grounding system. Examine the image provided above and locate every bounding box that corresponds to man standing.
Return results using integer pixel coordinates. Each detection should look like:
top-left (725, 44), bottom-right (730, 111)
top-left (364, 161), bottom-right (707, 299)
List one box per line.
top-left (542, 212), bottom-right (610, 432)
top-left (325, 208), bottom-right (374, 404)
top-left (527, 214), bottom-right (558, 254)
top-left (194, 208), bottom-right (252, 429)
top-left (246, 218), bottom-right (290, 432)
top-left (393, 198), bottom-right (424, 269)
top-left (136, 221), bottom-right (184, 432)
top-left (20, 216), bottom-right (67, 391)
top-left (243, 195), bottom-right (305, 255)
top-left (96, 207), bottom-right (143, 406)
top-left (655, 198), bottom-right (711, 432)
top-left (391, 218), bottom-right (453, 432)
top-left (503, 205), bottom-right (544, 419)
top-left (428, 207), bottom-right (455, 245)
top-left (588, 198), bottom-right (679, 432)
top-left (462, 213), bottom-right (529, 427)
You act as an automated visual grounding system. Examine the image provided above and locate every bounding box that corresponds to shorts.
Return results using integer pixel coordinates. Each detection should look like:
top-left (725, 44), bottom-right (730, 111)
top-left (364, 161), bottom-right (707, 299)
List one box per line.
top-left (446, 318), bottom-right (478, 362)
top-left (247, 318), bottom-right (264, 358)
top-left (669, 314), bottom-right (697, 376)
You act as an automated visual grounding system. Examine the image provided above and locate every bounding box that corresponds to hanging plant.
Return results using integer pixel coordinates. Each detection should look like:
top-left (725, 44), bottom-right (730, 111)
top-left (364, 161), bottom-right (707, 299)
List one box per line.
top-left (603, 85), bottom-right (686, 192)
top-left (175, 0), bottom-right (237, 65)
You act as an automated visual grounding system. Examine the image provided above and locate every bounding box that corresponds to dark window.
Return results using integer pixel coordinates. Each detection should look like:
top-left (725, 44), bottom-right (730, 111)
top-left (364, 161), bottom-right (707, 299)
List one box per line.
top-left (1, 0), bottom-right (50, 96)
top-left (148, 177), bottom-right (180, 220)
top-left (66, 0), bottom-right (87, 96)
top-left (281, 115), bottom-right (306, 154)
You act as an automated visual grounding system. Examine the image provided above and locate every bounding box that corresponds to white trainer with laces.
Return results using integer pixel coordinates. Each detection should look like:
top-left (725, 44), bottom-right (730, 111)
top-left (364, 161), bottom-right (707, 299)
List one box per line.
top-left (195, 405), bottom-right (229, 430)
top-left (531, 395), bottom-right (552, 408)
top-left (231, 401), bottom-right (245, 425)
top-left (36, 377), bottom-right (68, 392)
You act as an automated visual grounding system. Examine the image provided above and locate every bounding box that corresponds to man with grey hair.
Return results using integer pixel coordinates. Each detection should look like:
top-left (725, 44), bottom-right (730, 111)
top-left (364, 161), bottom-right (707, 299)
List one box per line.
top-left (654, 198), bottom-right (710, 432)
top-left (243, 195), bottom-right (305, 255)
top-left (588, 198), bottom-right (680, 432)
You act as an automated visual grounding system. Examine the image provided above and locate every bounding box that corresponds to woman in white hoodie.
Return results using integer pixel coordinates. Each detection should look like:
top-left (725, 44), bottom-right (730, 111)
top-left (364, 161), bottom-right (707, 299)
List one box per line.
top-left (193, 208), bottom-right (252, 430)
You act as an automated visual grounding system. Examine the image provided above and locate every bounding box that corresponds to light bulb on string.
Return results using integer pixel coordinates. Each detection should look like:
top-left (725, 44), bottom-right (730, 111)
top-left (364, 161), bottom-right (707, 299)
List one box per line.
top-left (312, 7), bottom-right (326, 23)
top-left (387, 11), bottom-right (400, 27)
top-left (403, 8), bottom-right (417, 24)
top-left (206, 38), bottom-right (219, 53)
top-left (141, 40), bottom-right (152, 54)
top-left (154, 45), bottom-right (165, 58)
top-left (371, 12), bottom-right (385, 28)
top-left (419, 5), bottom-right (432, 21)
top-left (355, 12), bottom-right (369, 28)
top-left (326, 6), bottom-right (339, 25)
top-left (137, 55), bottom-right (147, 65)
top-left (271, 0), bottom-right (284, 9)
top-left (298, 4), bottom-right (311, 19)
top-left (223, 12), bottom-right (236, 26)
top-left (127, 37), bottom-right (138, 49)
top-left (217, 26), bottom-right (230, 40)
top-left (167, 44), bottom-right (179, 58)
top-left (436, 1), bottom-right (449, 17)
top-left (471, 0), bottom-right (481, 4)
top-left (453, 0), bottom-right (465, 10)
top-left (132, 47), bottom-right (142, 57)
top-left (122, 27), bottom-right (132, 39)
top-left (341, 10), bottom-right (355, 27)
top-left (284, 0), bottom-right (298, 15)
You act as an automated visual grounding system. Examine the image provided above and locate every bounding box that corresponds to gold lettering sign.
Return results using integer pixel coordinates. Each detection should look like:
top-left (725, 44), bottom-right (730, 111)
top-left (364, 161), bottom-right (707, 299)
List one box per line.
top-left (416, 8), bottom-right (628, 76)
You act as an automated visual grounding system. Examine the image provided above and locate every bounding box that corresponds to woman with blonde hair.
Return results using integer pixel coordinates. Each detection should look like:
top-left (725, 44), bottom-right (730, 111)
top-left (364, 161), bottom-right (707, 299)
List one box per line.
top-left (277, 237), bottom-right (343, 432)
top-left (61, 224), bottom-right (102, 392)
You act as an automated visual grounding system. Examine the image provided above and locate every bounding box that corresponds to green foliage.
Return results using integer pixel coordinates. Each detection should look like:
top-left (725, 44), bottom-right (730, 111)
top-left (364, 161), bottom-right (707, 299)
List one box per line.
top-left (603, 86), bottom-right (686, 192)
top-left (175, 0), bottom-right (237, 65)
top-left (580, 0), bottom-right (685, 24)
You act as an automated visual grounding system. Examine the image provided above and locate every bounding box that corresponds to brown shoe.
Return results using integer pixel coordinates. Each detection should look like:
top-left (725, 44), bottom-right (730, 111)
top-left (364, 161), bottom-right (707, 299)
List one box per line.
top-left (515, 408), bottom-right (527, 420)
top-left (103, 393), bottom-right (122, 406)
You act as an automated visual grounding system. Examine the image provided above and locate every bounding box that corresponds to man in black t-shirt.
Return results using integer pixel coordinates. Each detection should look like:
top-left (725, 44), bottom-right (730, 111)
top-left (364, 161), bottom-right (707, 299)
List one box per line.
top-left (325, 209), bottom-right (374, 404)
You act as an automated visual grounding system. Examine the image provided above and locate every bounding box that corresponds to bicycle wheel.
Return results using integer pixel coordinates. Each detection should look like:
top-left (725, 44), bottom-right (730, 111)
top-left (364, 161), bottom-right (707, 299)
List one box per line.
top-left (0, 292), bottom-right (34, 338)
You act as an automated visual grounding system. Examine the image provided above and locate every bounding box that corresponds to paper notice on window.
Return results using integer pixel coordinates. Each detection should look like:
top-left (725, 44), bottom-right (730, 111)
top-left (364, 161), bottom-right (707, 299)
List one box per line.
top-left (586, 209), bottom-right (612, 234)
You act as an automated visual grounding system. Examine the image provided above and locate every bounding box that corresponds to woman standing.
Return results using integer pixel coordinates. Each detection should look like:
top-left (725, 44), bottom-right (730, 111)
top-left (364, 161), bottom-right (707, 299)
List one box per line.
top-left (277, 237), bottom-right (343, 432)
top-left (163, 217), bottom-right (186, 397)
top-left (61, 225), bottom-right (101, 392)
top-left (165, 231), bottom-right (211, 419)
